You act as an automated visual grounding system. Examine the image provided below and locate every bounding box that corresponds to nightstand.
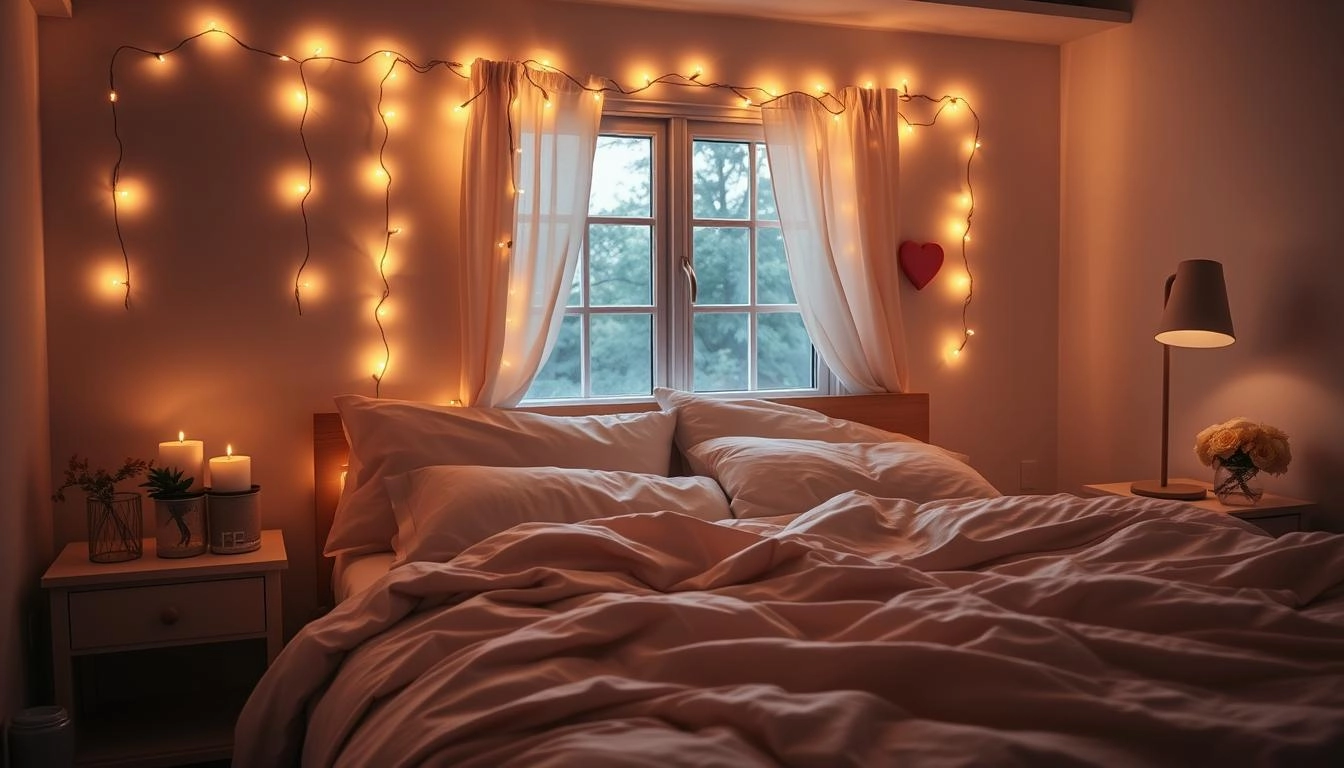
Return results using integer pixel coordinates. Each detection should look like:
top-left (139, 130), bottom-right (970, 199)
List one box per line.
top-left (1080, 480), bottom-right (1312, 537)
top-left (42, 529), bottom-right (286, 767)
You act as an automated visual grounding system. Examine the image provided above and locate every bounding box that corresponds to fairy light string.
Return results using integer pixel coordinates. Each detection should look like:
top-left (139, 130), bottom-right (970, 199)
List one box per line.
top-left (106, 24), bottom-right (983, 396)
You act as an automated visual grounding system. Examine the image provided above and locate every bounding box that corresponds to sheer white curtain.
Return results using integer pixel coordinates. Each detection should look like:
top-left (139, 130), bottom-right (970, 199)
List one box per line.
top-left (458, 60), bottom-right (601, 406)
top-left (761, 88), bottom-right (908, 394)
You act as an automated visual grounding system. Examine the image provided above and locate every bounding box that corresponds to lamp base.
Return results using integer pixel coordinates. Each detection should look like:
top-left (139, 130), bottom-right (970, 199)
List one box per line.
top-left (1130, 479), bottom-right (1207, 501)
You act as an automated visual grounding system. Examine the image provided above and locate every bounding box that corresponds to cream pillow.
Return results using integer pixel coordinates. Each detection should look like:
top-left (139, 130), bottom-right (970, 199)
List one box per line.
top-left (386, 465), bottom-right (731, 565)
top-left (653, 387), bottom-right (924, 453)
top-left (687, 436), bottom-right (1000, 519)
top-left (326, 395), bottom-right (677, 556)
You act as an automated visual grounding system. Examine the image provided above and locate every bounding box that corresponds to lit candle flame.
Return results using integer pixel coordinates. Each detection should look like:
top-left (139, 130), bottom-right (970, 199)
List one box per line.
top-left (178, 430), bottom-right (185, 442)
top-left (226, 444), bottom-right (233, 458)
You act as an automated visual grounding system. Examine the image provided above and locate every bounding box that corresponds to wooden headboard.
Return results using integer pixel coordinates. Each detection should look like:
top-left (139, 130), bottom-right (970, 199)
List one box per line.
top-left (313, 393), bottom-right (929, 605)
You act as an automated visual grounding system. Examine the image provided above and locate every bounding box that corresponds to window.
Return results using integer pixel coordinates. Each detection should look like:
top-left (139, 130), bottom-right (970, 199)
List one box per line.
top-left (525, 116), bottom-right (831, 402)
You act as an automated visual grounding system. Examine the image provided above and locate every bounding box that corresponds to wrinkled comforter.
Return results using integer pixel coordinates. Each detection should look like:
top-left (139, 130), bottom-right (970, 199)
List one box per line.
top-left (235, 493), bottom-right (1344, 766)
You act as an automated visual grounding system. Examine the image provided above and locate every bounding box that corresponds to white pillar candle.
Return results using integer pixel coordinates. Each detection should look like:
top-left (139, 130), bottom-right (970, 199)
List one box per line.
top-left (157, 432), bottom-right (204, 492)
top-left (208, 444), bottom-right (252, 492)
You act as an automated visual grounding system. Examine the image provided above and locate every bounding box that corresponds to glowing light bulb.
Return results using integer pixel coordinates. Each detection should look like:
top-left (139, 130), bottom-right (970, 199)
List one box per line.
top-left (383, 109), bottom-right (396, 119)
top-left (313, 46), bottom-right (323, 56)
top-left (295, 90), bottom-right (306, 102)
top-left (296, 183), bottom-right (308, 194)
top-left (279, 55), bottom-right (290, 62)
top-left (643, 73), bottom-right (652, 84)
top-left (390, 227), bottom-right (402, 235)
top-left (592, 92), bottom-right (602, 101)
top-left (375, 361), bottom-right (385, 373)
top-left (156, 54), bottom-right (165, 63)
top-left (110, 278), bottom-right (122, 287)
top-left (117, 190), bottom-right (128, 199)
top-left (864, 81), bottom-right (873, 89)
top-left (974, 140), bottom-right (982, 148)
top-left (453, 105), bottom-right (463, 113)
top-left (207, 20), bottom-right (218, 30)
top-left (374, 168), bottom-right (385, 178)
top-left (108, 91), bottom-right (118, 102)
top-left (384, 51), bottom-right (392, 58)
top-left (952, 348), bottom-right (961, 357)
top-left (543, 100), bottom-right (552, 109)
top-left (966, 329), bottom-right (976, 337)
top-left (377, 307), bottom-right (387, 317)
top-left (693, 65), bottom-right (704, 76)
top-left (904, 124), bottom-right (913, 135)
top-left (815, 83), bottom-right (826, 93)
top-left (742, 97), bottom-right (752, 107)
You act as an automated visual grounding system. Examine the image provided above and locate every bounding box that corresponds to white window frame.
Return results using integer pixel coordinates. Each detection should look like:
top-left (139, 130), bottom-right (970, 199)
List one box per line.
top-left (523, 107), bottom-right (837, 404)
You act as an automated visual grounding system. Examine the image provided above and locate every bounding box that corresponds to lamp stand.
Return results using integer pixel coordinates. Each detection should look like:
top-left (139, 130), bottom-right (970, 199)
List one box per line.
top-left (1131, 343), bottom-right (1207, 501)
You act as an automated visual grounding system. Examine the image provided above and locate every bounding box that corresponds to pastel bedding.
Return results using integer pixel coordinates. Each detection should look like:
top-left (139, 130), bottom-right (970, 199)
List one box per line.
top-left (236, 492), bottom-right (1344, 766)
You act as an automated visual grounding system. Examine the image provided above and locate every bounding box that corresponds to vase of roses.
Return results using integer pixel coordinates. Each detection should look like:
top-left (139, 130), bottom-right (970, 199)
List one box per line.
top-left (1194, 418), bottom-right (1292, 506)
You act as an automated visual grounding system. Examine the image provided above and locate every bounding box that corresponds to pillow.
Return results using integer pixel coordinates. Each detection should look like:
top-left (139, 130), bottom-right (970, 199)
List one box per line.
top-left (686, 436), bottom-right (1000, 519)
top-left (326, 395), bottom-right (677, 556)
top-left (387, 465), bottom-right (731, 565)
top-left (653, 387), bottom-right (924, 453)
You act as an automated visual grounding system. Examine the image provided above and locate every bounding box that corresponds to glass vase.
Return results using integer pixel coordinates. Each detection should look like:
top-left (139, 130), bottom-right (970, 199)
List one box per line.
top-left (155, 494), bottom-right (208, 558)
top-left (1213, 457), bottom-right (1264, 507)
top-left (86, 491), bottom-right (143, 563)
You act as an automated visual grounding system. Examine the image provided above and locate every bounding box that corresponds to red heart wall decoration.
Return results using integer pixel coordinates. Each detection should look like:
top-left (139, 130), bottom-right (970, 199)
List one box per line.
top-left (899, 241), bottom-right (944, 290)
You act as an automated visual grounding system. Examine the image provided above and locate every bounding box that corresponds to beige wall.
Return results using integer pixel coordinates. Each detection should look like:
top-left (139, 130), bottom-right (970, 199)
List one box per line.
top-left (39, 0), bottom-right (1061, 631)
top-left (1, 0), bottom-right (53, 721)
top-left (1060, 0), bottom-right (1344, 530)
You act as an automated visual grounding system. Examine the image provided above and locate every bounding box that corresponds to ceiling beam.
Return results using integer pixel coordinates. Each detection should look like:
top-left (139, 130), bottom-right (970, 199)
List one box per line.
top-left (30, 0), bottom-right (72, 18)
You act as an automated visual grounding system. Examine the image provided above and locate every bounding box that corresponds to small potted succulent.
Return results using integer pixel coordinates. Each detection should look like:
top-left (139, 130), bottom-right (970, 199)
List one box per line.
top-left (52, 455), bottom-right (150, 563)
top-left (141, 466), bottom-right (208, 558)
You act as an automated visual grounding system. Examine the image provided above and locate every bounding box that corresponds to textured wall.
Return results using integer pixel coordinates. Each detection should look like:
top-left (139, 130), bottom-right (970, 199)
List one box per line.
top-left (40, 0), bottom-right (1061, 632)
top-left (1060, 0), bottom-right (1344, 529)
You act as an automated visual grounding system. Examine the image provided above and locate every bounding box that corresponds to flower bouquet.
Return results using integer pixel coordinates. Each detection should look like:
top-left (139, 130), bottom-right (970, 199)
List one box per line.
top-left (1194, 418), bottom-right (1291, 506)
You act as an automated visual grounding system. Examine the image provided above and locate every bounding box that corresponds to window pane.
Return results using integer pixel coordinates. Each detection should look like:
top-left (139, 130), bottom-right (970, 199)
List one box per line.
top-left (756, 228), bottom-right (794, 304)
top-left (589, 224), bottom-right (652, 306)
top-left (693, 227), bottom-right (749, 305)
top-left (756, 144), bottom-right (777, 221)
top-left (567, 260), bottom-right (581, 307)
top-left (693, 140), bottom-right (749, 220)
top-left (591, 314), bottom-right (653, 396)
top-left (589, 136), bottom-right (651, 217)
top-left (693, 313), bottom-right (748, 392)
top-left (757, 313), bottom-right (813, 390)
top-left (527, 315), bottom-right (582, 399)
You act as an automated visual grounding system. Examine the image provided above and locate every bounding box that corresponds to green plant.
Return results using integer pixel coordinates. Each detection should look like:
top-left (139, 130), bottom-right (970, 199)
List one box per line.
top-left (140, 466), bottom-right (201, 548)
top-left (53, 455), bottom-right (151, 559)
top-left (52, 455), bottom-right (151, 506)
top-left (139, 466), bottom-right (196, 499)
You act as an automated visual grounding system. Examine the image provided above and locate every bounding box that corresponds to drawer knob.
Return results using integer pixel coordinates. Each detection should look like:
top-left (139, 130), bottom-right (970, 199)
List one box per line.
top-left (160, 607), bottom-right (180, 626)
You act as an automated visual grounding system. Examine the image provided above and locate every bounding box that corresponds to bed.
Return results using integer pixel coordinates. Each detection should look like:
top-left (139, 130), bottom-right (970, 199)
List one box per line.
top-left (236, 390), bottom-right (1344, 766)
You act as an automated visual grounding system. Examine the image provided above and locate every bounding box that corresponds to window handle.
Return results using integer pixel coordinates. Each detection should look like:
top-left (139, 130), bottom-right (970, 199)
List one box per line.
top-left (681, 257), bottom-right (698, 304)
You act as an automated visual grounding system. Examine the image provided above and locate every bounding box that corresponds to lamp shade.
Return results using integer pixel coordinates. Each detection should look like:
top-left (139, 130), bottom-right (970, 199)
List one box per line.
top-left (1154, 259), bottom-right (1235, 348)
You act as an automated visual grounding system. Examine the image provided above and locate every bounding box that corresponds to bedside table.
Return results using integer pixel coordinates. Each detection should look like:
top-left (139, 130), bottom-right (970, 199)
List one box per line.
top-left (42, 529), bottom-right (287, 767)
top-left (1080, 480), bottom-right (1312, 537)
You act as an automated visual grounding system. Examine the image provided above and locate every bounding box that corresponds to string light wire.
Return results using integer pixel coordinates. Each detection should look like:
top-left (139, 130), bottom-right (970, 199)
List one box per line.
top-left (106, 27), bottom-right (982, 396)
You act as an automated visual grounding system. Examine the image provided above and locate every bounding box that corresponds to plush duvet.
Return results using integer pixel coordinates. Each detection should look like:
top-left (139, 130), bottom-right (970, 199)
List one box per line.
top-left (235, 493), bottom-right (1344, 766)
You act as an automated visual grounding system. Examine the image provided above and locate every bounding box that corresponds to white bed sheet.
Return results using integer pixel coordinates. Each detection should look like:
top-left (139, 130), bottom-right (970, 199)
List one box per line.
top-left (332, 551), bottom-right (396, 603)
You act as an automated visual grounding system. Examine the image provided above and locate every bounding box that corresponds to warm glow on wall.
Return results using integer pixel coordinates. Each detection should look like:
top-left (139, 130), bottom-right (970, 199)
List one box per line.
top-left (103, 23), bottom-right (985, 391)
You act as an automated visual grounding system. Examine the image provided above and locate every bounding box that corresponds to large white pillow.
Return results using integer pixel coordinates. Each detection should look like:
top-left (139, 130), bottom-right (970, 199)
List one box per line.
top-left (686, 436), bottom-right (1000, 519)
top-left (653, 387), bottom-right (923, 454)
top-left (386, 465), bottom-right (731, 565)
top-left (327, 395), bottom-right (677, 556)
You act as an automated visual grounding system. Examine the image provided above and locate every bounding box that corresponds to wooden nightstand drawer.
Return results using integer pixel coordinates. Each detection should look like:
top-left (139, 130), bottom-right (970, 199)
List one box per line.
top-left (68, 577), bottom-right (266, 651)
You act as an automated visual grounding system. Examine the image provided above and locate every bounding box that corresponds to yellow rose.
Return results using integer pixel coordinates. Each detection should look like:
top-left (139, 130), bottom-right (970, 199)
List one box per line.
top-left (1207, 428), bottom-right (1241, 460)
top-left (1194, 424), bottom-right (1221, 466)
top-left (1246, 434), bottom-right (1277, 472)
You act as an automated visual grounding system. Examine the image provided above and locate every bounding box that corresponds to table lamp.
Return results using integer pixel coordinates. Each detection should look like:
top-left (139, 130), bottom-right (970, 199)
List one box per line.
top-left (1131, 259), bottom-right (1235, 500)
